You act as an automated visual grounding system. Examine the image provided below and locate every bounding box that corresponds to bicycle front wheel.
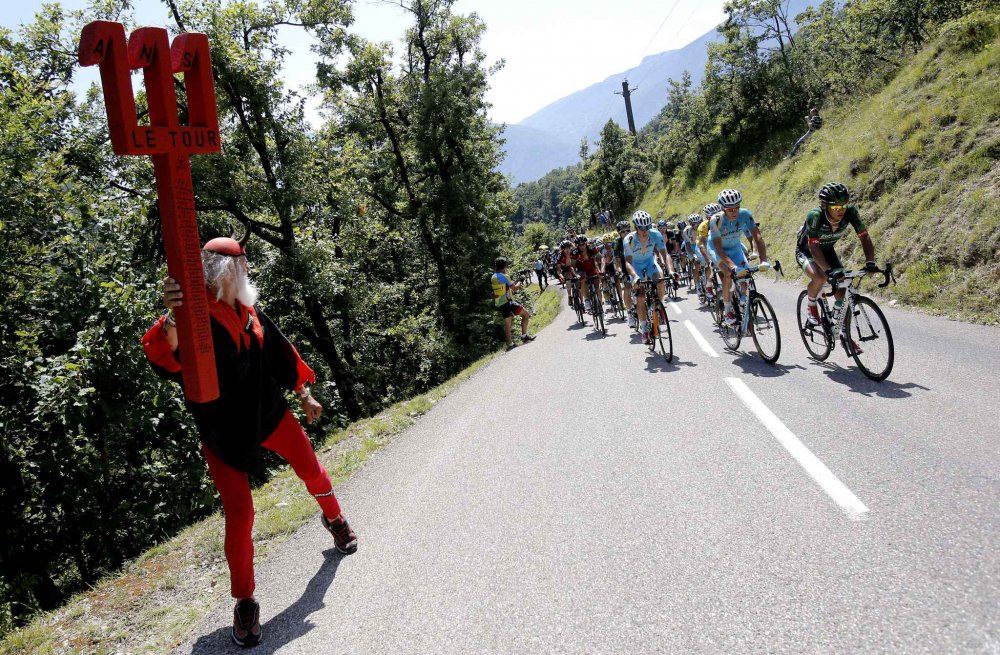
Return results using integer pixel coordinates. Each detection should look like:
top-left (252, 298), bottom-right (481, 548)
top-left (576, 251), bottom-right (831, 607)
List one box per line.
top-left (750, 294), bottom-right (781, 364)
top-left (796, 290), bottom-right (832, 361)
top-left (720, 310), bottom-right (742, 352)
top-left (653, 299), bottom-right (673, 362)
top-left (845, 295), bottom-right (894, 381)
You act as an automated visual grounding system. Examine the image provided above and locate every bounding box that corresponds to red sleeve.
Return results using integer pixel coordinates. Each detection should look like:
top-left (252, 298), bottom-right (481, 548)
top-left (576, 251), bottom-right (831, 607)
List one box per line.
top-left (291, 344), bottom-right (316, 394)
top-left (142, 316), bottom-right (182, 374)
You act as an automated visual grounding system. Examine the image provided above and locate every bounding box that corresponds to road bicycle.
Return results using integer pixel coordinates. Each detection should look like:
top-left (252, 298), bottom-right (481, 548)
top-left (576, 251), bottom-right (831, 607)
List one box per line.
top-left (585, 276), bottom-right (607, 335)
top-left (635, 274), bottom-right (673, 361)
top-left (717, 261), bottom-right (783, 364)
top-left (795, 264), bottom-right (897, 381)
top-left (603, 270), bottom-right (626, 321)
top-left (566, 276), bottom-right (586, 325)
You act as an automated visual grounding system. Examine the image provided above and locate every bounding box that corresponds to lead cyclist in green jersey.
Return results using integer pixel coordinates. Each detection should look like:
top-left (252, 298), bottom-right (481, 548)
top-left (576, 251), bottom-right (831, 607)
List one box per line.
top-left (795, 182), bottom-right (879, 328)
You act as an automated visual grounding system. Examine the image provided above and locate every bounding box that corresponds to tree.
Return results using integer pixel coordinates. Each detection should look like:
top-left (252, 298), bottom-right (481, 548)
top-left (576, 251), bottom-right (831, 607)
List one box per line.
top-left (580, 120), bottom-right (652, 216)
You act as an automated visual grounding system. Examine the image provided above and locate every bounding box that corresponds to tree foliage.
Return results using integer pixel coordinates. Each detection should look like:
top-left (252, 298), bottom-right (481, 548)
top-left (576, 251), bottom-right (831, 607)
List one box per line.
top-left (645, 0), bottom-right (997, 186)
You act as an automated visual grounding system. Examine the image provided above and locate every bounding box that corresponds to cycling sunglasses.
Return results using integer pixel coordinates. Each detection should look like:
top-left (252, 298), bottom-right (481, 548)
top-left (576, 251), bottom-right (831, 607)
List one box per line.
top-left (637, 225), bottom-right (651, 231)
top-left (828, 204), bottom-right (848, 211)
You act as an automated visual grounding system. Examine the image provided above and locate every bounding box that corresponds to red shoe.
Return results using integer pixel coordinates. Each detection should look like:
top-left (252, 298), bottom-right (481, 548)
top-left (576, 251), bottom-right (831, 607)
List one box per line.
top-left (232, 598), bottom-right (261, 648)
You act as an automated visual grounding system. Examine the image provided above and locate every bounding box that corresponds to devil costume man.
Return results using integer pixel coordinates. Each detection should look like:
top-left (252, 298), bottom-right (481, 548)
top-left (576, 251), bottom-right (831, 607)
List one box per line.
top-left (142, 235), bottom-right (357, 648)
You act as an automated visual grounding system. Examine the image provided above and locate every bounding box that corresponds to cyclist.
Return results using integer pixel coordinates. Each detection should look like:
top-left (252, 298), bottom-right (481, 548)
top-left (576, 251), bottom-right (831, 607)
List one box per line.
top-left (680, 215), bottom-right (704, 294)
top-left (555, 239), bottom-right (577, 304)
top-left (624, 210), bottom-right (673, 345)
top-left (598, 234), bottom-right (618, 303)
top-left (613, 220), bottom-right (636, 327)
top-left (697, 203), bottom-right (722, 301)
top-left (796, 182), bottom-right (878, 330)
top-left (572, 234), bottom-right (602, 312)
top-left (709, 189), bottom-right (770, 326)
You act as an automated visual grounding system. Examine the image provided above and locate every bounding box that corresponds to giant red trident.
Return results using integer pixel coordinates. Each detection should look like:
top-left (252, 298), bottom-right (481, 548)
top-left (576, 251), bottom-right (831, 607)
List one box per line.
top-left (80, 21), bottom-right (221, 402)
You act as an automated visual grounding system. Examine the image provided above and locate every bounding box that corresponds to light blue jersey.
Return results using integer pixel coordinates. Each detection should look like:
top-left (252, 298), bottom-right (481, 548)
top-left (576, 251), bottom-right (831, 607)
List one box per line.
top-left (709, 208), bottom-right (757, 251)
top-left (624, 230), bottom-right (665, 281)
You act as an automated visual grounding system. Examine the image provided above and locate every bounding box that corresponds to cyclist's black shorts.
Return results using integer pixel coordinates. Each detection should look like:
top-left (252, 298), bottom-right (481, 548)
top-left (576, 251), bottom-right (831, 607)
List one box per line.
top-left (796, 244), bottom-right (842, 272)
top-left (604, 262), bottom-right (617, 276)
top-left (497, 301), bottom-right (524, 319)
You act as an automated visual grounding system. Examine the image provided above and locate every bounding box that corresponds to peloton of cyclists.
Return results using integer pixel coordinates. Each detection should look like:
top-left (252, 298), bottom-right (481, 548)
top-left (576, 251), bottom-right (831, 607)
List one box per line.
top-left (572, 234), bottom-right (602, 312)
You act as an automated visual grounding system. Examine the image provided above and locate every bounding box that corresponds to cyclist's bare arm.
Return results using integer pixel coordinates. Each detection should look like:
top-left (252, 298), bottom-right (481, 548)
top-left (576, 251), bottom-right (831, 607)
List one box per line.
top-left (750, 227), bottom-right (768, 262)
top-left (859, 231), bottom-right (876, 264)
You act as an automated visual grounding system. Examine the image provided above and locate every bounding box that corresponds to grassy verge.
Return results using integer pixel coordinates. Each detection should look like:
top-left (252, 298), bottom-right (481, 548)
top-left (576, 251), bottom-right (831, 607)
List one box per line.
top-left (637, 19), bottom-right (1000, 325)
top-left (2, 286), bottom-right (562, 655)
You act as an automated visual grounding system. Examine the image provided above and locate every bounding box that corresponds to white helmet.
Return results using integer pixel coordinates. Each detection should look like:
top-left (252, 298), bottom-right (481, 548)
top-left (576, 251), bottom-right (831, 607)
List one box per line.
top-left (703, 203), bottom-right (722, 220)
top-left (632, 210), bottom-right (653, 229)
top-left (718, 189), bottom-right (742, 208)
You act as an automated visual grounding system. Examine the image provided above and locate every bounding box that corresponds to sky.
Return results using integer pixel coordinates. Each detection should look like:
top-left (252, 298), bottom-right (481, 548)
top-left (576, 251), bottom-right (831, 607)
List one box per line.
top-left (1, 0), bottom-right (727, 125)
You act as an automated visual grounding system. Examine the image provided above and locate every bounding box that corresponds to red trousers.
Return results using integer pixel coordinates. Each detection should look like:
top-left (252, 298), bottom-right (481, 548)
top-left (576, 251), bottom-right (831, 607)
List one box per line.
top-left (202, 410), bottom-right (342, 599)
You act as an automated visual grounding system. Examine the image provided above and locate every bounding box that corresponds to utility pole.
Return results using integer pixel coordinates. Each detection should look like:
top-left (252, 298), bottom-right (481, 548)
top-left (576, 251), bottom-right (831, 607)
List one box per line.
top-left (615, 79), bottom-right (638, 137)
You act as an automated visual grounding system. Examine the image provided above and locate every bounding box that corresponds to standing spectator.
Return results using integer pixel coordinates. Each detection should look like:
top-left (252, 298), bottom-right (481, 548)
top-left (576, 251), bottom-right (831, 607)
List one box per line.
top-left (144, 237), bottom-right (358, 648)
top-left (491, 257), bottom-right (535, 350)
top-left (533, 253), bottom-right (548, 289)
top-left (789, 107), bottom-right (823, 158)
top-left (598, 210), bottom-right (608, 227)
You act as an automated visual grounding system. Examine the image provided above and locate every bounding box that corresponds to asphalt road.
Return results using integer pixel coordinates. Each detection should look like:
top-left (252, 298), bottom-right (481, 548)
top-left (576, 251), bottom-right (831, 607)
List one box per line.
top-left (176, 276), bottom-right (999, 654)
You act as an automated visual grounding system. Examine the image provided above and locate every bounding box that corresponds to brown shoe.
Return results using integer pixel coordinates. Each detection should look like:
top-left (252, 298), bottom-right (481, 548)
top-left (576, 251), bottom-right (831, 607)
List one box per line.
top-left (321, 514), bottom-right (358, 554)
top-left (232, 598), bottom-right (261, 648)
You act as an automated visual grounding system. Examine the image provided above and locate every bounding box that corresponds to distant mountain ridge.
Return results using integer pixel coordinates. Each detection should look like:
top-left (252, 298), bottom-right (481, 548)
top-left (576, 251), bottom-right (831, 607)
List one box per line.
top-left (499, 0), bottom-right (813, 185)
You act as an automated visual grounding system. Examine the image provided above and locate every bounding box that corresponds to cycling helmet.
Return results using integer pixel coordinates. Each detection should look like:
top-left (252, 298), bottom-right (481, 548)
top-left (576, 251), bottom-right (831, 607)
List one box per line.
top-left (677, 221), bottom-right (687, 231)
top-left (592, 238), bottom-right (604, 249)
top-left (575, 234), bottom-right (588, 245)
top-left (818, 182), bottom-right (850, 204)
top-left (657, 219), bottom-right (669, 229)
top-left (559, 239), bottom-right (572, 249)
top-left (718, 189), bottom-right (742, 208)
top-left (603, 232), bottom-right (615, 242)
top-left (632, 210), bottom-right (653, 229)
top-left (703, 203), bottom-right (722, 219)
top-left (687, 214), bottom-right (701, 224)
top-left (616, 220), bottom-right (629, 231)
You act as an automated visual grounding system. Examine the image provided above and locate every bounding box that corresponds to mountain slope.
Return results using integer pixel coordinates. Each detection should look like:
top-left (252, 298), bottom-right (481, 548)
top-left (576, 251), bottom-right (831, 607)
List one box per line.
top-left (498, 124), bottom-right (578, 185)
top-left (638, 23), bottom-right (1000, 324)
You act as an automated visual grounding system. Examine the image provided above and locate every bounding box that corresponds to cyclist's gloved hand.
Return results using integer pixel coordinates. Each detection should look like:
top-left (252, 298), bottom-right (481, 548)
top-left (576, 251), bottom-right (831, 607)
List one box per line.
top-left (864, 260), bottom-right (880, 274)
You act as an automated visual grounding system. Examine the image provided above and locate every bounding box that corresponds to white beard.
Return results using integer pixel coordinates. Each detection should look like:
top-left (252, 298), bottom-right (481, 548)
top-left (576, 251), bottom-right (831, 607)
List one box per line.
top-left (234, 268), bottom-right (259, 307)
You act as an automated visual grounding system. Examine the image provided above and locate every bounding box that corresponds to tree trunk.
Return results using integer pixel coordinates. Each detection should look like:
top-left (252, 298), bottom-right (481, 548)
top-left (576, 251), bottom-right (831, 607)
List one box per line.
top-left (299, 296), bottom-right (365, 420)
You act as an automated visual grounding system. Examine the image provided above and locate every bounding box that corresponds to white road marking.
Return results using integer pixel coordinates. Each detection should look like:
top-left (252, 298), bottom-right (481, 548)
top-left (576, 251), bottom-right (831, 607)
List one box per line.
top-left (724, 377), bottom-right (870, 520)
top-left (684, 320), bottom-right (719, 357)
top-left (670, 301), bottom-right (683, 314)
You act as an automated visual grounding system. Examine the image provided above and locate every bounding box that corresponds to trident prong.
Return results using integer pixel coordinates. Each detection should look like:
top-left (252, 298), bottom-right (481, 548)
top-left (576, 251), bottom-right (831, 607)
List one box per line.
top-left (80, 21), bottom-right (223, 403)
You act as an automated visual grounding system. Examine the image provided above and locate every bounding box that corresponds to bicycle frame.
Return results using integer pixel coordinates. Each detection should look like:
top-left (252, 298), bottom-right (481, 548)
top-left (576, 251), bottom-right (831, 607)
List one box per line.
top-left (823, 266), bottom-right (895, 342)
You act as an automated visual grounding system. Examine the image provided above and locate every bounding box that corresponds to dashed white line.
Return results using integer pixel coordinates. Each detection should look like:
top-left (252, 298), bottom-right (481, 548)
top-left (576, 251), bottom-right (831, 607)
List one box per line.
top-left (669, 301), bottom-right (683, 314)
top-left (684, 320), bottom-right (719, 357)
top-left (724, 377), bottom-right (870, 520)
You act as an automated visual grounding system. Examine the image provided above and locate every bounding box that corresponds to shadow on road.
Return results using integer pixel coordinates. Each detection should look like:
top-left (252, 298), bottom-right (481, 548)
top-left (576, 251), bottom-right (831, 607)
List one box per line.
top-left (728, 351), bottom-right (806, 378)
top-left (645, 354), bottom-right (697, 372)
top-left (584, 329), bottom-right (611, 340)
top-left (186, 548), bottom-right (346, 655)
top-left (814, 361), bottom-right (930, 398)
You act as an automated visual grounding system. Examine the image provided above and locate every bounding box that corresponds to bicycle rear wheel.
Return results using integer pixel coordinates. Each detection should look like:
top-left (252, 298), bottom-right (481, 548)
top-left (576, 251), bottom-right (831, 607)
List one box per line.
top-left (652, 299), bottom-right (673, 362)
top-left (750, 294), bottom-right (781, 364)
top-left (796, 290), bottom-right (832, 361)
top-left (845, 295), bottom-right (894, 381)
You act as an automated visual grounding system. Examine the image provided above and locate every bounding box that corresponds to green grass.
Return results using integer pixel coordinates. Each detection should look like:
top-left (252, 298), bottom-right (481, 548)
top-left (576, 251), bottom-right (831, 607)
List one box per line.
top-left (0, 287), bottom-right (563, 655)
top-left (637, 18), bottom-right (1000, 325)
